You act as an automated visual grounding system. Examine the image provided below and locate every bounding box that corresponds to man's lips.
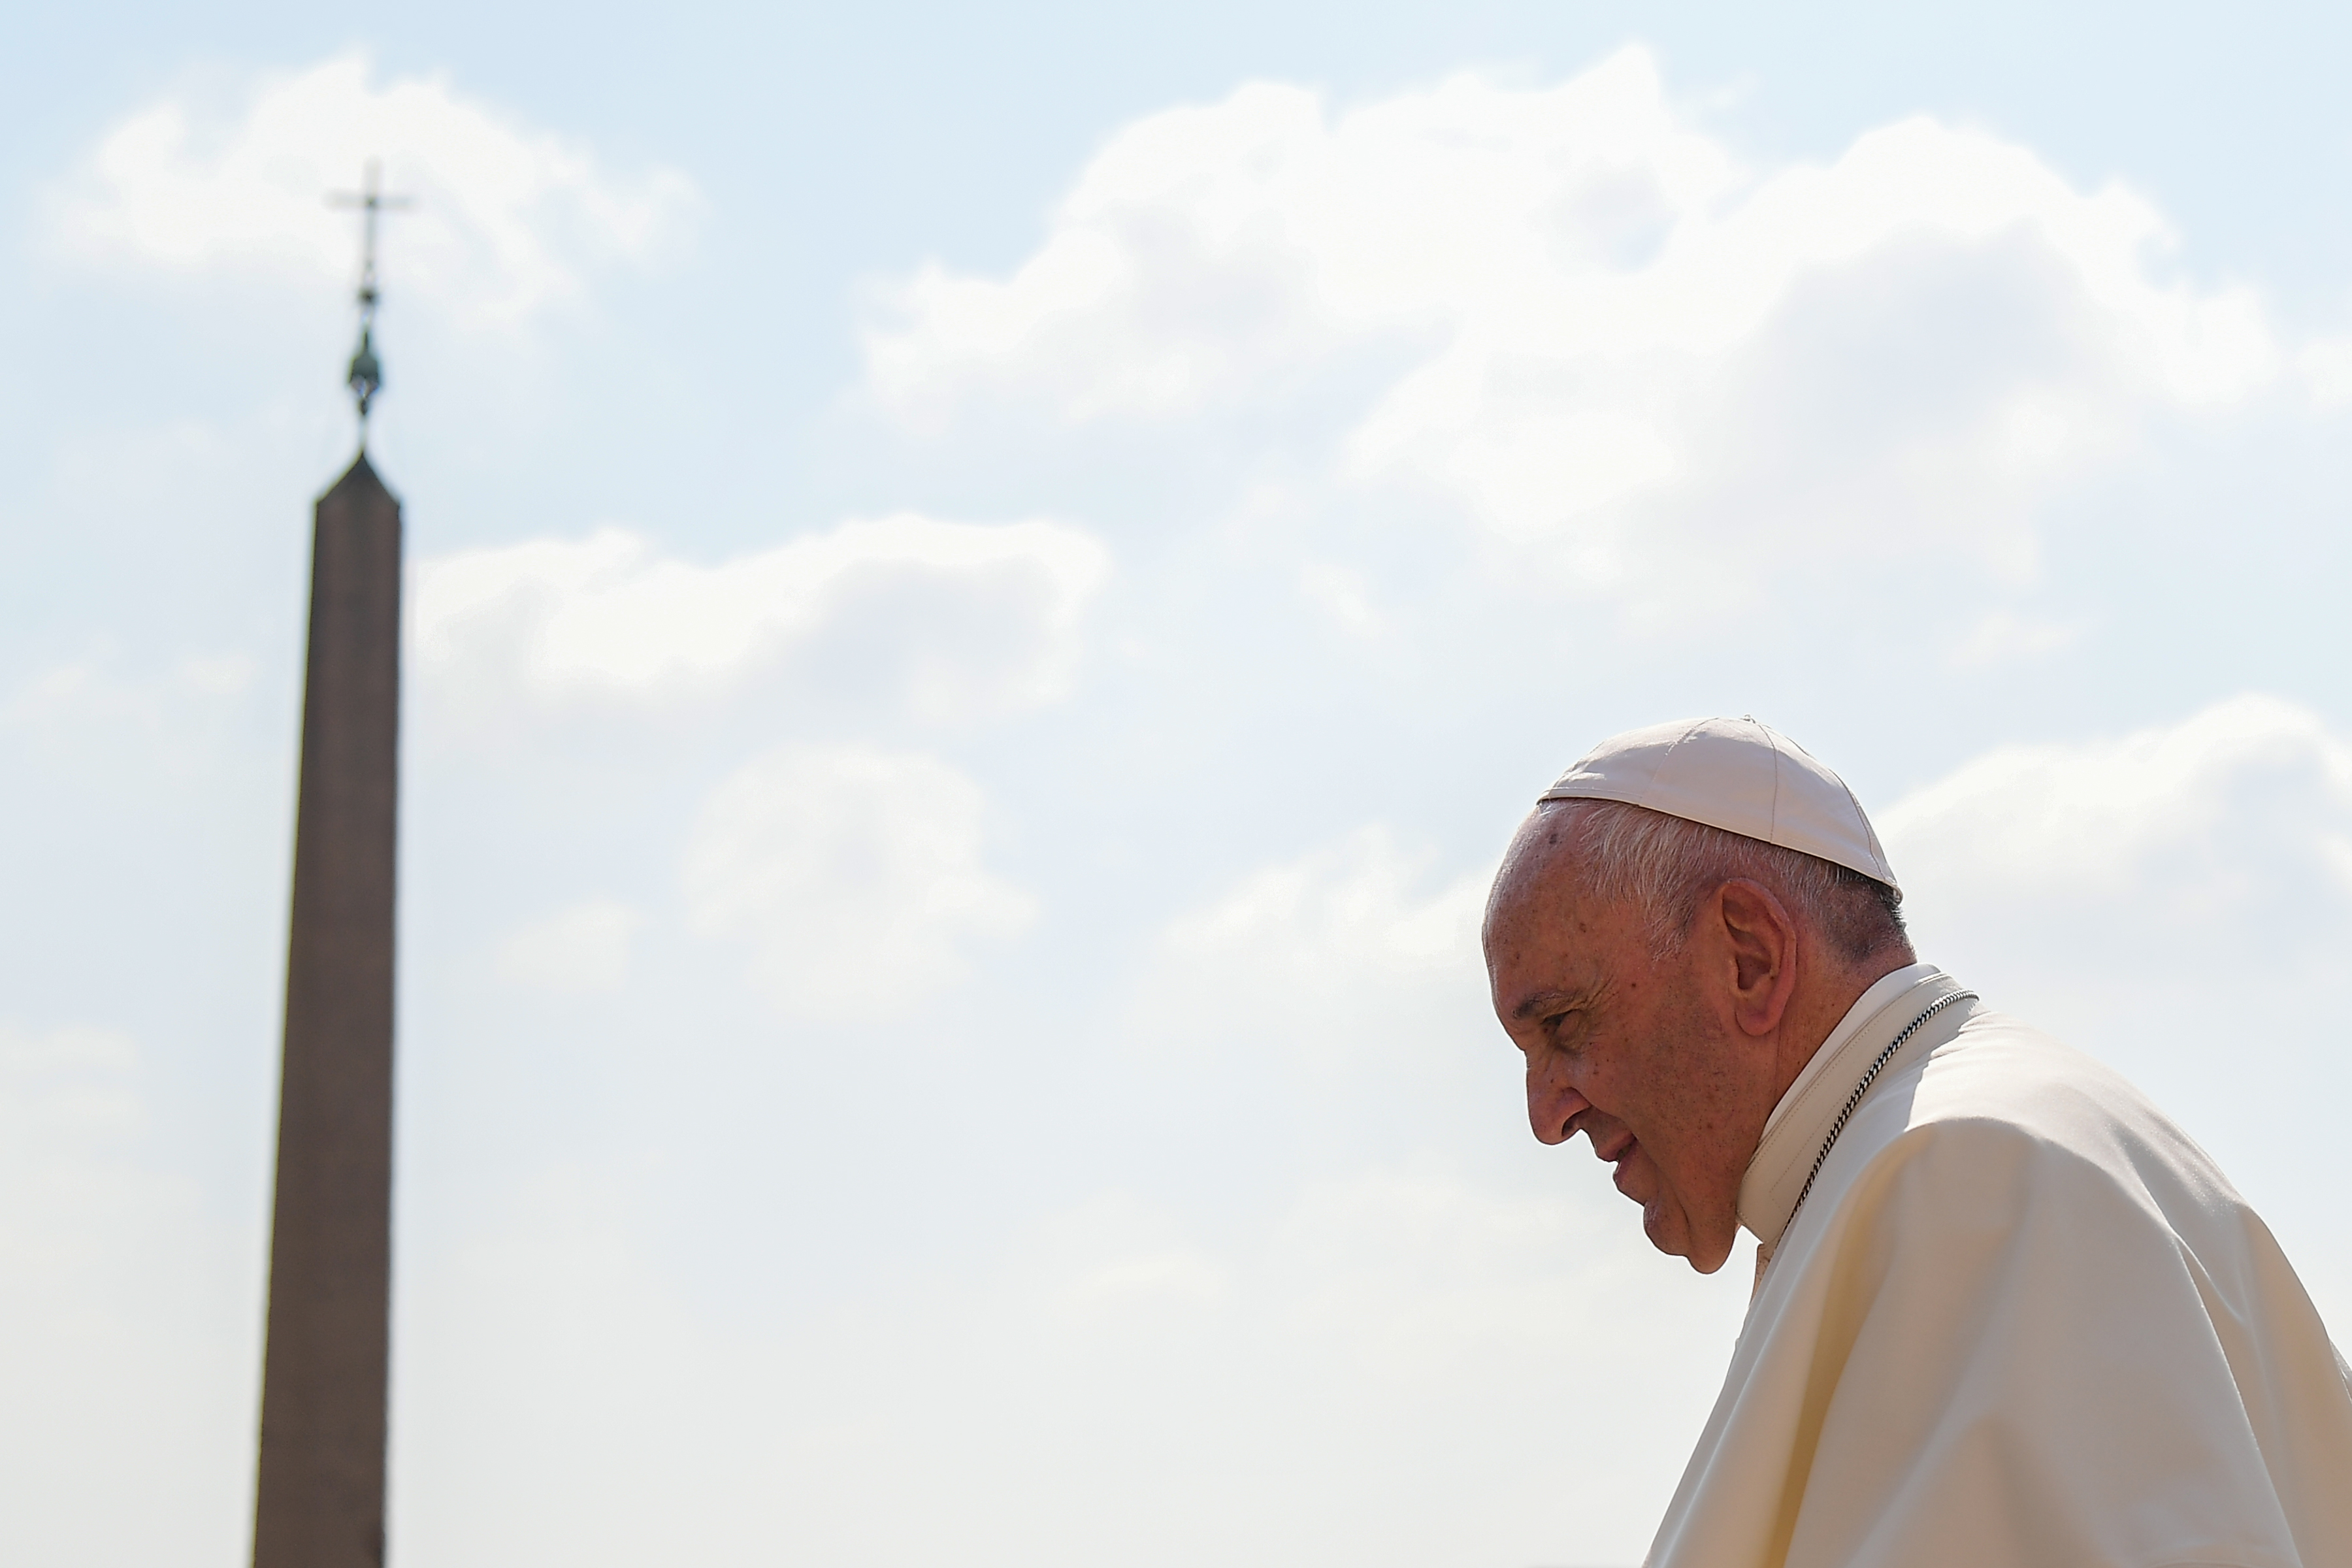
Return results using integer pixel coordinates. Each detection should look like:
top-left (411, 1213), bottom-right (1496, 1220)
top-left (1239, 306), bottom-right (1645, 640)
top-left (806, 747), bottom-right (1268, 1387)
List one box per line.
top-left (1595, 1132), bottom-right (1642, 1194)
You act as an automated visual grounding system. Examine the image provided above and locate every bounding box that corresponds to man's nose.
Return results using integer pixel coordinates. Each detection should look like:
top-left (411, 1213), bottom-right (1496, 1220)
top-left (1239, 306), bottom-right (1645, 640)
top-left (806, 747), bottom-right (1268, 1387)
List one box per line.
top-left (1527, 1071), bottom-right (1590, 1146)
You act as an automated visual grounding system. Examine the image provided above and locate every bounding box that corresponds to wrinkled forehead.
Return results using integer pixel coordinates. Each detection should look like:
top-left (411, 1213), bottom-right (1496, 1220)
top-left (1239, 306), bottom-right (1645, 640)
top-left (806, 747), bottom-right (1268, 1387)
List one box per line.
top-left (1483, 804), bottom-right (1620, 943)
top-left (1482, 813), bottom-right (1652, 1021)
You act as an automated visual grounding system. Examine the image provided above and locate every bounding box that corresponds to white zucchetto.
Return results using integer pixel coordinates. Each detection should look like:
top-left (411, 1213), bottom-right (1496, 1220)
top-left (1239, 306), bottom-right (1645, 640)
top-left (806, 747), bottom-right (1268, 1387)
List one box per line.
top-left (1539, 715), bottom-right (1899, 888)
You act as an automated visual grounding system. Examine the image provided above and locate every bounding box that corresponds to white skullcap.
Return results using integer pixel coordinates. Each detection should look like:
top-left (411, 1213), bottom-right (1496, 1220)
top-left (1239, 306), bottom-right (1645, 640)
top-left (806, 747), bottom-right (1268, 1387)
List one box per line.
top-left (1538, 716), bottom-right (1899, 889)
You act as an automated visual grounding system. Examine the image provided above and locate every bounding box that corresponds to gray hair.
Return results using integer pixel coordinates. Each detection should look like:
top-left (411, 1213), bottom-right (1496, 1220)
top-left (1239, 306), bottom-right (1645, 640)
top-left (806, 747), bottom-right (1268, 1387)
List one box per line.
top-left (1533, 798), bottom-right (1908, 965)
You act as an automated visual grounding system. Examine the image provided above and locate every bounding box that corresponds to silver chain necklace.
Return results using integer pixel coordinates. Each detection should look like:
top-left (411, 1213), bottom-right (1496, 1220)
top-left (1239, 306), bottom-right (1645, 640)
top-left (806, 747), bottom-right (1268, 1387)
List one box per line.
top-left (1783, 988), bottom-right (1978, 1232)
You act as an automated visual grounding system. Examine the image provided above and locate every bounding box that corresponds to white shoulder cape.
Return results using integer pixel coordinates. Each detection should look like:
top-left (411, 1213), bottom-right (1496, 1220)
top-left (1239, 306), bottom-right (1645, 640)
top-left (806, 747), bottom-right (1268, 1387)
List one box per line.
top-left (1648, 970), bottom-right (2352, 1568)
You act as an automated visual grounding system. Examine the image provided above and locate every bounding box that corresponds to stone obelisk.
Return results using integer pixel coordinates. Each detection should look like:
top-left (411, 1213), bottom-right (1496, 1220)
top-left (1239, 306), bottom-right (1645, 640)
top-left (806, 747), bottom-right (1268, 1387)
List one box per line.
top-left (252, 165), bottom-right (410, 1568)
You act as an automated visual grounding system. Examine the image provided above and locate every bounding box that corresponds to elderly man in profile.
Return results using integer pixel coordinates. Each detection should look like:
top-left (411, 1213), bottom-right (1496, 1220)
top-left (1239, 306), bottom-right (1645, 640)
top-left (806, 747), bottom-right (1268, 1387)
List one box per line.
top-left (1484, 717), bottom-right (2352, 1568)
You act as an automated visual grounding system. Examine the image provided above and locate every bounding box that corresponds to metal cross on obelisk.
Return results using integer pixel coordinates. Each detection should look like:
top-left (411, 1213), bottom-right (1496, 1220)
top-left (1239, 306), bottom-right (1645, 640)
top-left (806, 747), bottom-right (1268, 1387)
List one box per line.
top-left (327, 163), bottom-right (410, 432)
top-left (250, 162), bottom-right (412, 1568)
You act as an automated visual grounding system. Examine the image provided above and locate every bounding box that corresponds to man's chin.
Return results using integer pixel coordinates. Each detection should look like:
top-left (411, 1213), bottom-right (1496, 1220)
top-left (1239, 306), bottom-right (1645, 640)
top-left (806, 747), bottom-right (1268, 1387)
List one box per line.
top-left (1635, 1198), bottom-right (1736, 1273)
top-left (1621, 1156), bottom-right (1686, 1255)
top-left (1639, 1198), bottom-right (1688, 1259)
top-left (1642, 1205), bottom-right (1739, 1275)
top-left (1683, 1242), bottom-right (1733, 1275)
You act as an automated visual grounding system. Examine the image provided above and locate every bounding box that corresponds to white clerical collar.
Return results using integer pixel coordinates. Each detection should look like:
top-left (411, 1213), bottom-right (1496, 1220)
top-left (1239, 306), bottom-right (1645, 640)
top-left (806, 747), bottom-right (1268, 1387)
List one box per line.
top-left (1739, 962), bottom-right (1967, 1254)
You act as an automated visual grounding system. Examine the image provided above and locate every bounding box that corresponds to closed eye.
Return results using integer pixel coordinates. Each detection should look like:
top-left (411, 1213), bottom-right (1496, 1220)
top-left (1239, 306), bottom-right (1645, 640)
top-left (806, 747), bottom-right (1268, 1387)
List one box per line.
top-left (1511, 988), bottom-right (1587, 1029)
top-left (1543, 1008), bottom-right (1590, 1054)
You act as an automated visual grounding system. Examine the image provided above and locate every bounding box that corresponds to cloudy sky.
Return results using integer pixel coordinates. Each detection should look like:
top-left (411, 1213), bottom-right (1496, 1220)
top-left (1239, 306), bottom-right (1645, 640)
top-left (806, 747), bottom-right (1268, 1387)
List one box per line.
top-left (7, 3), bottom-right (2352, 1565)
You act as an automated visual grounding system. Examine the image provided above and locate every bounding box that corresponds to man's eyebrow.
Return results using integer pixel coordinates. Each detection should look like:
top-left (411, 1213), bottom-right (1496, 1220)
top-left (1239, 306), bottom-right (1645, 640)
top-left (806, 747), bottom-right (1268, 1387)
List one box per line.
top-left (1511, 988), bottom-right (1589, 1024)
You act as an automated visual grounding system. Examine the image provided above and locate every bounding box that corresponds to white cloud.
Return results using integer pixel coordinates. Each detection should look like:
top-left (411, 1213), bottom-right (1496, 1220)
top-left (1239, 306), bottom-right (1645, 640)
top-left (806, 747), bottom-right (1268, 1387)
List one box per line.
top-left (0, 1023), bottom-right (255, 1566)
top-left (5, 656), bottom-right (248, 730)
top-left (1, 653), bottom-right (267, 783)
top-left (1943, 606), bottom-right (2084, 669)
top-left (681, 743), bottom-right (1036, 1017)
top-left (1298, 560), bottom-right (1385, 635)
top-left (1880, 692), bottom-right (2352, 916)
top-left (0, 1022), bottom-right (144, 1145)
top-left (866, 54), bottom-right (1740, 427)
top-left (495, 898), bottom-right (643, 994)
top-left (1872, 696), bottom-right (2352, 1333)
top-left (47, 53), bottom-right (696, 321)
top-left (2297, 335), bottom-right (2352, 408)
top-left (395, 1154), bottom-right (1740, 1568)
top-left (1259, 1159), bottom-right (1673, 1380)
top-left (1147, 828), bottom-right (1493, 1060)
top-left (416, 513), bottom-right (1110, 725)
top-left (864, 48), bottom-right (2278, 598)
top-left (1019, 1192), bottom-right (1234, 1321)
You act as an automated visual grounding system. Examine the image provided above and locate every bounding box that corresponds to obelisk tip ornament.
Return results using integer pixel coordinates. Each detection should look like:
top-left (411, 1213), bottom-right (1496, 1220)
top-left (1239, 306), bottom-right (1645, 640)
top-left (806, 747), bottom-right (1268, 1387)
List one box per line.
top-left (251, 165), bottom-right (409, 1568)
top-left (327, 161), bottom-right (412, 438)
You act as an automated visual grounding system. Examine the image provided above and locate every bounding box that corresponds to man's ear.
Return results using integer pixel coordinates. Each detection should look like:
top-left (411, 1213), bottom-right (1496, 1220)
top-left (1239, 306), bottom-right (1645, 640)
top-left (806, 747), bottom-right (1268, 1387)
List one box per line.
top-left (1712, 879), bottom-right (1799, 1038)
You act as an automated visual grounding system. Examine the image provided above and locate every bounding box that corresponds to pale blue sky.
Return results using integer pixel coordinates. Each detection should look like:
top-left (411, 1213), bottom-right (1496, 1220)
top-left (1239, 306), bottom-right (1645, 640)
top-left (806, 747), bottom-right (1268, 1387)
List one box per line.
top-left (5, 6), bottom-right (2352, 1565)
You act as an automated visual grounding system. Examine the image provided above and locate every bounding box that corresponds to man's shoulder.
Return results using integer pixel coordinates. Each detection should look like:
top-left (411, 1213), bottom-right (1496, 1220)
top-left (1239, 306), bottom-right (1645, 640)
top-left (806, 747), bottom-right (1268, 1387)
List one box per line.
top-left (1911, 1009), bottom-right (2148, 1126)
top-left (1854, 1007), bottom-right (2244, 1229)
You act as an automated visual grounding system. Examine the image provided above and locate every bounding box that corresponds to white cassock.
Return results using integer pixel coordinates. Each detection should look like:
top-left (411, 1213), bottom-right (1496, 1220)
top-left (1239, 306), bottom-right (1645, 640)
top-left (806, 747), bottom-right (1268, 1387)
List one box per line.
top-left (1648, 963), bottom-right (2352, 1568)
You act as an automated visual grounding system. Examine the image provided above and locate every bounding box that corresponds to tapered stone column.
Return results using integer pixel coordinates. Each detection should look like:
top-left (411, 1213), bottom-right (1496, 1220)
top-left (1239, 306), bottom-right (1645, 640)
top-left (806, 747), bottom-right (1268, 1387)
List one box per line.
top-left (252, 452), bottom-right (401, 1568)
